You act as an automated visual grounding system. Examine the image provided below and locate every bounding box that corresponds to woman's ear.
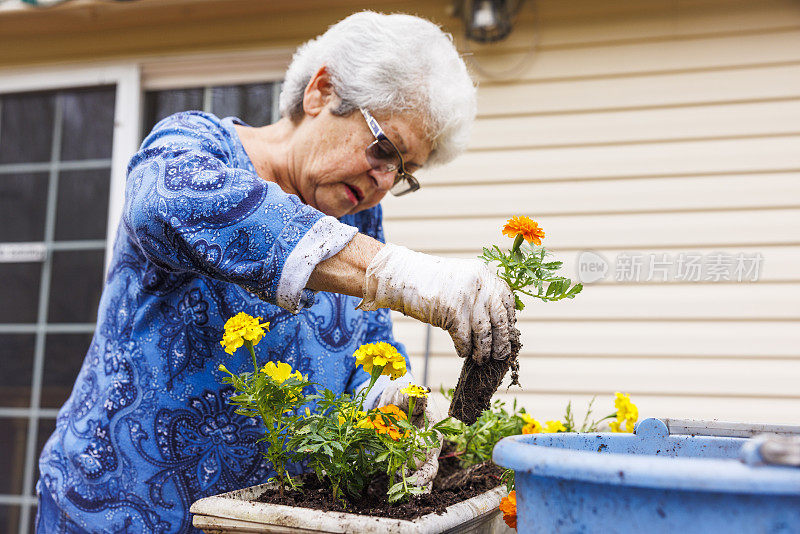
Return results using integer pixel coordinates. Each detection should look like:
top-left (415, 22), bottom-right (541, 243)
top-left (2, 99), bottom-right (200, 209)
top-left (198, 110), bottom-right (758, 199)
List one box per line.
top-left (302, 66), bottom-right (336, 117)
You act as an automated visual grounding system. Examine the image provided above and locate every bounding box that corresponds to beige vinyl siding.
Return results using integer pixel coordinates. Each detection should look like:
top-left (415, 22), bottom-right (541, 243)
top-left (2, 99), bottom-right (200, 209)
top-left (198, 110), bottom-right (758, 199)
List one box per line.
top-left (380, 0), bottom-right (800, 424)
top-left (4, 0), bottom-right (795, 425)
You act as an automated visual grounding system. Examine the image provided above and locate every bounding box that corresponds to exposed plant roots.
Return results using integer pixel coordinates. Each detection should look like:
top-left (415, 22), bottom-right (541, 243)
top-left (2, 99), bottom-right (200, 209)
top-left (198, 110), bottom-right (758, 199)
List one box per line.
top-left (448, 325), bottom-right (522, 425)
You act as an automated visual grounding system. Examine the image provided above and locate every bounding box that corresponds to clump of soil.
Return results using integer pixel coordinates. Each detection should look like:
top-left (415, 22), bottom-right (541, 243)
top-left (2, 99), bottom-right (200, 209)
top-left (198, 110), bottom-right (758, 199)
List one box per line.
top-left (449, 324), bottom-right (522, 425)
top-left (253, 459), bottom-right (504, 521)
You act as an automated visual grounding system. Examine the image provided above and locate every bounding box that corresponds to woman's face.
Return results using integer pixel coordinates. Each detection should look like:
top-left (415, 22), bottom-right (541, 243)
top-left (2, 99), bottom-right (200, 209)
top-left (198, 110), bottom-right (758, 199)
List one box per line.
top-left (292, 105), bottom-right (432, 218)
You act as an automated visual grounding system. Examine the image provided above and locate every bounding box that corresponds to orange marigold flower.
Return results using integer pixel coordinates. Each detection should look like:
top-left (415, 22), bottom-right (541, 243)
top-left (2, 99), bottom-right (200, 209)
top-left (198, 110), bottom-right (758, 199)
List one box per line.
top-left (499, 490), bottom-right (517, 530)
top-left (520, 413), bottom-right (542, 434)
top-left (502, 216), bottom-right (545, 246)
top-left (360, 404), bottom-right (407, 441)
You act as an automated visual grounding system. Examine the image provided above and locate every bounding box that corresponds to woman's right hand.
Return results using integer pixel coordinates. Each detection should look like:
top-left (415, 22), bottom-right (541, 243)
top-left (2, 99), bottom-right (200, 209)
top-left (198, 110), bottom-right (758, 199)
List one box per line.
top-left (357, 243), bottom-right (516, 364)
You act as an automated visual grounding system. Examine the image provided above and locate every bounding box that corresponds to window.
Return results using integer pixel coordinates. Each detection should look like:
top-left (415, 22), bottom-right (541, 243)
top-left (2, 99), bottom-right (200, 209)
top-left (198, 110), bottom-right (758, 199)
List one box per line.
top-left (0, 63), bottom-right (280, 532)
top-left (143, 81), bottom-right (280, 137)
top-left (0, 84), bottom-right (115, 533)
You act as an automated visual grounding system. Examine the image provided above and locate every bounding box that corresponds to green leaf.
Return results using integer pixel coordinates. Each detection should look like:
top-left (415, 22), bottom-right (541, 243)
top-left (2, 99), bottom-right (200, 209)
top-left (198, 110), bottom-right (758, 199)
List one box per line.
top-left (545, 281), bottom-right (558, 297)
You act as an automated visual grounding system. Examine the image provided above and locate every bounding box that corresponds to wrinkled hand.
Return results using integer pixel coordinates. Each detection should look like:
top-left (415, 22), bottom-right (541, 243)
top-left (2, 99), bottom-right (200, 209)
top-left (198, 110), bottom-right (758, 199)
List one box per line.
top-left (377, 380), bottom-right (446, 490)
top-left (358, 243), bottom-right (516, 364)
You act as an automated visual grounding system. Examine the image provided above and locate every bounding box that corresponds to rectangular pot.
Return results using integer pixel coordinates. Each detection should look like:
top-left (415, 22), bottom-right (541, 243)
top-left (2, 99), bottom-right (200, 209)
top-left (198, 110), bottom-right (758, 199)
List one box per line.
top-left (190, 483), bottom-right (512, 534)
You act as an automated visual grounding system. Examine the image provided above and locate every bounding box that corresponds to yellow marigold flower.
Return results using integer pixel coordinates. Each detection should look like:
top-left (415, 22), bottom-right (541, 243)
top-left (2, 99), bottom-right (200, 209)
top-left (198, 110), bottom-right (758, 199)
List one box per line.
top-left (499, 490), bottom-right (517, 530)
top-left (353, 342), bottom-right (406, 380)
top-left (355, 415), bottom-right (374, 429)
top-left (220, 312), bottom-right (270, 355)
top-left (261, 361), bottom-right (305, 384)
top-left (400, 384), bottom-right (429, 398)
top-left (608, 391), bottom-right (639, 432)
top-left (624, 418), bottom-right (636, 432)
top-left (614, 392), bottom-right (637, 420)
top-left (339, 409), bottom-right (367, 425)
top-left (520, 413), bottom-right (542, 434)
top-left (544, 420), bottom-right (566, 433)
top-left (502, 215), bottom-right (545, 246)
top-left (520, 412), bottom-right (536, 424)
top-left (612, 392), bottom-right (638, 433)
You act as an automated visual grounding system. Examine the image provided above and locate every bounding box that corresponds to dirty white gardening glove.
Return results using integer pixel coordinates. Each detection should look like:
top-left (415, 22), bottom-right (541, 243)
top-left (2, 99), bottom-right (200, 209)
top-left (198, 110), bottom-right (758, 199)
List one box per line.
top-left (377, 378), bottom-right (443, 427)
top-left (377, 379), bottom-right (446, 490)
top-left (358, 243), bottom-right (516, 364)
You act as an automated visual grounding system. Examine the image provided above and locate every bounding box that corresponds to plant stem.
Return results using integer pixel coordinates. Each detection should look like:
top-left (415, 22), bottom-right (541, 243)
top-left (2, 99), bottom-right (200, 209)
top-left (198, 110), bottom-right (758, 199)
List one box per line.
top-left (438, 450), bottom-right (465, 460)
top-left (365, 366), bottom-right (384, 397)
top-left (511, 234), bottom-right (524, 258)
top-left (246, 341), bottom-right (257, 372)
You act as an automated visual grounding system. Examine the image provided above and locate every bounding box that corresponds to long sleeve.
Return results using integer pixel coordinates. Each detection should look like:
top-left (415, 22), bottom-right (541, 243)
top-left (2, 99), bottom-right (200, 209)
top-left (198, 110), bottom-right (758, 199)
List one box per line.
top-left (123, 112), bottom-right (357, 312)
top-left (343, 206), bottom-right (414, 403)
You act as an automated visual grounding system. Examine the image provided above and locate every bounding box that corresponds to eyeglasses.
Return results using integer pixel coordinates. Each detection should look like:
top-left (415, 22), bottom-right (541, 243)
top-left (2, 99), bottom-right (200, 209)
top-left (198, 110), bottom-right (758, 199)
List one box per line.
top-left (360, 108), bottom-right (420, 196)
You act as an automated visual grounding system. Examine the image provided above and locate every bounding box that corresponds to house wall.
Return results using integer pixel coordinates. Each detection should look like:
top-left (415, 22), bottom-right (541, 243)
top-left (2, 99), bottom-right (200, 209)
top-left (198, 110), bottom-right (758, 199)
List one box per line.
top-left (384, 0), bottom-right (800, 424)
top-left (3, 0), bottom-right (799, 424)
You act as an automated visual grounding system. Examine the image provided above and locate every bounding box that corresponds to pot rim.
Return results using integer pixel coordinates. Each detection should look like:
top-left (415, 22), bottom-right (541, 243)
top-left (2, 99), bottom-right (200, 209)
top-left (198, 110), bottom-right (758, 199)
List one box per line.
top-left (493, 432), bottom-right (800, 495)
top-left (191, 482), bottom-right (507, 534)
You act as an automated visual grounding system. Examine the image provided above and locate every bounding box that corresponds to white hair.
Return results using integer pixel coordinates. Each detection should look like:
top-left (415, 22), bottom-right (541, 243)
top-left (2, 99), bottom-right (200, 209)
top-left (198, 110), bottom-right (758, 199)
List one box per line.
top-left (279, 11), bottom-right (477, 167)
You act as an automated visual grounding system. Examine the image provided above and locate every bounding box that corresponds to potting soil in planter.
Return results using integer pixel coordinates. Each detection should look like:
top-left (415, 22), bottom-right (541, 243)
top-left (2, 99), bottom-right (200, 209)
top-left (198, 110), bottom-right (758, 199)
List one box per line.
top-left (253, 459), bottom-right (504, 521)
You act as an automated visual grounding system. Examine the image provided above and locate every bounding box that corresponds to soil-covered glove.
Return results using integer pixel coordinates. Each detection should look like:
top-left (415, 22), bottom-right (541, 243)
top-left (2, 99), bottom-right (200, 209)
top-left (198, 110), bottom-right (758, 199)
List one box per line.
top-left (377, 380), bottom-right (446, 490)
top-left (358, 244), bottom-right (516, 364)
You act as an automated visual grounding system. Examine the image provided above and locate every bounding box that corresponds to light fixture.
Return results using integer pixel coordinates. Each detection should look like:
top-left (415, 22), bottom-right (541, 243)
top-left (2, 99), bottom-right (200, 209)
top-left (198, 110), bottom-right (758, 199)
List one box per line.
top-left (462, 0), bottom-right (514, 43)
top-left (450, 0), bottom-right (537, 79)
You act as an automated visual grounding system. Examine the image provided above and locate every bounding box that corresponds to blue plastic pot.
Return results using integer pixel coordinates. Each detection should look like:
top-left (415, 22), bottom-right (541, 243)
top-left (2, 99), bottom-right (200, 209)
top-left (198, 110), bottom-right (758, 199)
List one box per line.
top-left (493, 418), bottom-right (800, 533)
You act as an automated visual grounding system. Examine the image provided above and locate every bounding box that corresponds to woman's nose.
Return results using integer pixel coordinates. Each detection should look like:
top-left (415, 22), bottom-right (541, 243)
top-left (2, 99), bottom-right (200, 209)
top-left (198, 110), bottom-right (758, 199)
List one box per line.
top-left (368, 168), bottom-right (396, 192)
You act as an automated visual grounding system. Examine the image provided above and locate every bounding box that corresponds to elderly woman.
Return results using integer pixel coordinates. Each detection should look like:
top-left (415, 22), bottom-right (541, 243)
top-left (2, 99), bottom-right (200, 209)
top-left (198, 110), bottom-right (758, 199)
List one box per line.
top-left (36, 11), bottom-right (515, 532)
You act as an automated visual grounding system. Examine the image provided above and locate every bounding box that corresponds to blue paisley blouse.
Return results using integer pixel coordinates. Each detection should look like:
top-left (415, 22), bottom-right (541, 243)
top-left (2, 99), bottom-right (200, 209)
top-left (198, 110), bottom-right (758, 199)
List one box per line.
top-left (36, 112), bottom-right (410, 533)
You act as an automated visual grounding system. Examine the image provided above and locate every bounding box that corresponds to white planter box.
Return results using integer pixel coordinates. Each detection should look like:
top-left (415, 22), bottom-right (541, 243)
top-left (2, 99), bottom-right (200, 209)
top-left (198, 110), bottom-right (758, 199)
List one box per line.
top-left (190, 483), bottom-right (513, 533)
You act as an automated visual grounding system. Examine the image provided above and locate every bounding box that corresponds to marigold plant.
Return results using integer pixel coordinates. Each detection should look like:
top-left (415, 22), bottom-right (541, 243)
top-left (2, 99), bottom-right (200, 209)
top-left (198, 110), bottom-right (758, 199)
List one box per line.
top-left (544, 420), bottom-right (567, 433)
top-left (609, 392), bottom-right (639, 433)
top-left (353, 341), bottom-right (407, 380)
top-left (218, 316), bottom-right (307, 496)
top-left (400, 384), bottom-right (429, 398)
top-left (220, 328), bottom-right (460, 506)
top-left (291, 378), bottom-right (457, 502)
top-left (441, 391), bottom-right (526, 469)
top-left (220, 312), bottom-right (270, 355)
top-left (503, 216), bottom-right (545, 246)
top-left (360, 404), bottom-right (408, 440)
top-left (261, 361), bottom-right (305, 384)
top-left (499, 490), bottom-right (517, 530)
top-left (520, 413), bottom-right (542, 434)
top-left (481, 215), bottom-right (582, 310)
top-left (337, 405), bottom-right (366, 426)
top-left (439, 389), bottom-right (641, 531)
